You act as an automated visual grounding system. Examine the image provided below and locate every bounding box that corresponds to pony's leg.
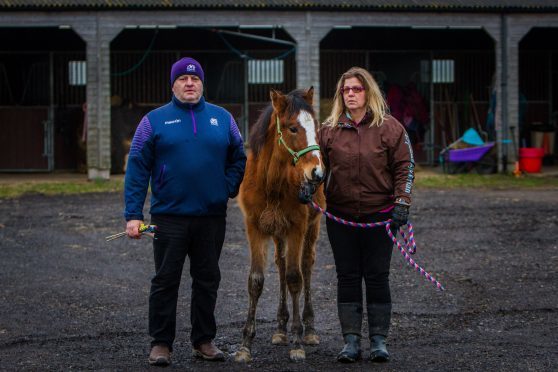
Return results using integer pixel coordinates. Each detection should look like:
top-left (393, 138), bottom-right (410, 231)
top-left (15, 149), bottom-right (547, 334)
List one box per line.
top-left (301, 219), bottom-right (320, 345)
top-left (235, 223), bottom-right (268, 363)
top-left (285, 228), bottom-right (306, 361)
top-left (272, 237), bottom-right (289, 345)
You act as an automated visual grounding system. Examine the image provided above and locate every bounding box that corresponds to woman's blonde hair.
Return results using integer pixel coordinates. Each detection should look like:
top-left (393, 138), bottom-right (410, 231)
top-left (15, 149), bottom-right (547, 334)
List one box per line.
top-left (324, 66), bottom-right (387, 127)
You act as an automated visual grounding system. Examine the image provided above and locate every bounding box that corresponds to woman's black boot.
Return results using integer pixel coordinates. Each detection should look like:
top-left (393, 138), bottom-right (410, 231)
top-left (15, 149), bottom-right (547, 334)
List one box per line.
top-left (336, 303), bottom-right (362, 362)
top-left (338, 334), bottom-right (361, 362)
top-left (369, 335), bottom-right (389, 362)
top-left (367, 303), bottom-right (391, 362)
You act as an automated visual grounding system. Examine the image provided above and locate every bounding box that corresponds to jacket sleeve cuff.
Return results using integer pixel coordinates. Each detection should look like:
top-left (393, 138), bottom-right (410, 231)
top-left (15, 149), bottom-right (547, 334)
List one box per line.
top-left (125, 214), bottom-right (144, 222)
top-left (394, 197), bottom-right (411, 207)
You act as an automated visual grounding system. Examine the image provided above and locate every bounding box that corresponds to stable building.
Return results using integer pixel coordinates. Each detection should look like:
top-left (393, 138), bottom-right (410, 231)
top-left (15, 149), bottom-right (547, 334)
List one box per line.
top-left (1, 1), bottom-right (557, 178)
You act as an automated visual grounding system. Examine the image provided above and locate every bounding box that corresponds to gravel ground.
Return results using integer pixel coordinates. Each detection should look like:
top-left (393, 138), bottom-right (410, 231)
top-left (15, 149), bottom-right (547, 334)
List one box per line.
top-left (0, 188), bottom-right (557, 371)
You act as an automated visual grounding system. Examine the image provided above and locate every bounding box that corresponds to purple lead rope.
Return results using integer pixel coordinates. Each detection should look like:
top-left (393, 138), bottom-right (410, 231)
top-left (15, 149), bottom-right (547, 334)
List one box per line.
top-left (310, 201), bottom-right (445, 291)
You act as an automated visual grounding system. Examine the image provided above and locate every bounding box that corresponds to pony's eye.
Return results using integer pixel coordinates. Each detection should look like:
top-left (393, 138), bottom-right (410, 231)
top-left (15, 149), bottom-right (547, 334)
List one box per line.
top-left (289, 127), bottom-right (298, 134)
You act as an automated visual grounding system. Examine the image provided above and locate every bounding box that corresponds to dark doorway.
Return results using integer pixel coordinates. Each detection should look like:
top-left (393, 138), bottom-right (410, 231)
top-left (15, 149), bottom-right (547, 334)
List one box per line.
top-left (320, 27), bottom-right (495, 164)
top-left (0, 27), bottom-right (86, 172)
top-left (519, 27), bottom-right (558, 162)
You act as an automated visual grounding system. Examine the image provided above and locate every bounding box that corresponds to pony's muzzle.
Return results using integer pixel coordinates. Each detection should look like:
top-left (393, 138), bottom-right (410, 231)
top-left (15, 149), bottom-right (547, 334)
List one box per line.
top-left (298, 182), bottom-right (317, 204)
top-left (311, 167), bottom-right (324, 184)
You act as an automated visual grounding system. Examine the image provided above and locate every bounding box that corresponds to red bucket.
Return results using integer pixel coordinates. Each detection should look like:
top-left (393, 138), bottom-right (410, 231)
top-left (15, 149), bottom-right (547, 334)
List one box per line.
top-left (518, 147), bottom-right (544, 173)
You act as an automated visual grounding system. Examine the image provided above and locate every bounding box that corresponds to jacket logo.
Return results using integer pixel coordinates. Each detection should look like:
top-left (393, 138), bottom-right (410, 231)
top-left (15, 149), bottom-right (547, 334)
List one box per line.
top-left (210, 118), bottom-right (219, 126)
top-left (186, 64), bottom-right (196, 72)
top-left (164, 119), bottom-right (181, 125)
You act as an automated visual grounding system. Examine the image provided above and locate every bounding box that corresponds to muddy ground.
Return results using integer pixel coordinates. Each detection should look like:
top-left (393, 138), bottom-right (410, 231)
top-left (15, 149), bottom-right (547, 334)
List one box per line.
top-left (0, 188), bottom-right (557, 371)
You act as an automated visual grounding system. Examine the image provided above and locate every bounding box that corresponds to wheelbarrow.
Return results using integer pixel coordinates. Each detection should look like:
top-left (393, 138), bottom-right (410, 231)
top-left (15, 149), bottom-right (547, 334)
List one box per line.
top-left (440, 128), bottom-right (497, 174)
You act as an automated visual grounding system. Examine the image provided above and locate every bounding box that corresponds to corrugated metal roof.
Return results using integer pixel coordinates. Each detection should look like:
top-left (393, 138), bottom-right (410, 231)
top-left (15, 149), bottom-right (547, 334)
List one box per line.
top-left (1, 0), bottom-right (558, 11)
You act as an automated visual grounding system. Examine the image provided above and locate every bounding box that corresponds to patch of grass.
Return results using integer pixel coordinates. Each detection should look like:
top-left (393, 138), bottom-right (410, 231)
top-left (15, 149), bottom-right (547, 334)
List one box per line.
top-left (0, 179), bottom-right (124, 198)
top-left (415, 172), bottom-right (558, 189)
top-left (1, 171), bottom-right (557, 199)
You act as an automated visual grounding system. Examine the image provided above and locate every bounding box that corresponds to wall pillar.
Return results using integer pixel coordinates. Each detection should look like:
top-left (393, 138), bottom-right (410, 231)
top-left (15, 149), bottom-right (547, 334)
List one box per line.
top-left (486, 19), bottom-right (530, 171)
top-left (73, 19), bottom-right (123, 180)
top-left (485, 21), bottom-right (506, 171)
top-left (284, 14), bottom-right (331, 119)
top-left (506, 21), bottom-right (531, 168)
top-left (503, 22), bottom-right (532, 170)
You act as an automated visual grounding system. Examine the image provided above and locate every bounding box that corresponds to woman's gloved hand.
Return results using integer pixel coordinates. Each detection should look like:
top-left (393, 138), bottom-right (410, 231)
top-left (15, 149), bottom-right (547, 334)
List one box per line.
top-left (390, 204), bottom-right (409, 231)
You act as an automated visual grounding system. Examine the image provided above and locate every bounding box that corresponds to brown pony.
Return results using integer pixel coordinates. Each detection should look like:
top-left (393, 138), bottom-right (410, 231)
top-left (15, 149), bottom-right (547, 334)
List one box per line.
top-left (234, 87), bottom-right (326, 362)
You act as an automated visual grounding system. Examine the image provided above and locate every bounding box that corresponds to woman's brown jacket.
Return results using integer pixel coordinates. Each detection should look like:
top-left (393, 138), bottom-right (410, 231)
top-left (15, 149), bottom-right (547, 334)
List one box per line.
top-left (317, 113), bottom-right (415, 218)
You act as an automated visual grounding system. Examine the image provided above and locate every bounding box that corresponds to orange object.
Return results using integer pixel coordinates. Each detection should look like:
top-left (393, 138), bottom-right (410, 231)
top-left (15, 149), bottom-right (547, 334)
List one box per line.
top-left (513, 161), bottom-right (522, 177)
top-left (518, 147), bottom-right (544, 173)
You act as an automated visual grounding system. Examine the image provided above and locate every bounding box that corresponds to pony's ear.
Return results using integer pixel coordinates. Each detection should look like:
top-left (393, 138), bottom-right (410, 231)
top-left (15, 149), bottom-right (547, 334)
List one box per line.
top-left (270, 89), bottom-right (286, 113)
top-left (304, 86), bottom-right (314, 105)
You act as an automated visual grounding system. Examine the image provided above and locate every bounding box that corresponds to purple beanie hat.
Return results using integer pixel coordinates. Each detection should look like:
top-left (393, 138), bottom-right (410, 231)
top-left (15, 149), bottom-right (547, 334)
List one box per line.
top-left (170, 57), bottom-right (204, 86)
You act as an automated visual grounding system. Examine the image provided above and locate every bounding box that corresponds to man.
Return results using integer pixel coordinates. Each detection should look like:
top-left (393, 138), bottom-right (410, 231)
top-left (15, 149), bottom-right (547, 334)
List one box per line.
top-left (124, 57), bottom-right (246, 366)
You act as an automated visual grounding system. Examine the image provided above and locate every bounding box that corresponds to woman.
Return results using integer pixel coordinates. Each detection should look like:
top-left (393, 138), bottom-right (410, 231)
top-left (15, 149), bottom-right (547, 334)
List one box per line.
top-left (318, 67), bottom-right (414, 363)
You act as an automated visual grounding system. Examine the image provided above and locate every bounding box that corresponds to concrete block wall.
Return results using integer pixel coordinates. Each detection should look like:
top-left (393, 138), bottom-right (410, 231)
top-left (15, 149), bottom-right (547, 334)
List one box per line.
top-left (2, 10), bottom-right (557, 177)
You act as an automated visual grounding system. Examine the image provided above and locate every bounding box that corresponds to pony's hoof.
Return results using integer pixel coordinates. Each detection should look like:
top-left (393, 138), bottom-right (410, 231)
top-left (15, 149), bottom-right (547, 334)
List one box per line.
top-left (234, 347), bottom-right (252, 363)
top-left (272, 332), bottom-right (289, 345)
top-left (303, 334), bottom-right (320, 345)
top-left (289, 348), bottom-right (306, 362)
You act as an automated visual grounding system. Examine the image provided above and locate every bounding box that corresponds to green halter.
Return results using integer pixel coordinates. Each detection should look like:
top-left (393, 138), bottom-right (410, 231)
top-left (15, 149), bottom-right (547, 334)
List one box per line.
top-left (276, 116), bottom-right (321, 165)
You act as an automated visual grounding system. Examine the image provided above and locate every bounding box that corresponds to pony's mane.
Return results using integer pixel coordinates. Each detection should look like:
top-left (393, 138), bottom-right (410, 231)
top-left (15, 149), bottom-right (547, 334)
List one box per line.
top-left (249, 89), bottom-right (315, 156)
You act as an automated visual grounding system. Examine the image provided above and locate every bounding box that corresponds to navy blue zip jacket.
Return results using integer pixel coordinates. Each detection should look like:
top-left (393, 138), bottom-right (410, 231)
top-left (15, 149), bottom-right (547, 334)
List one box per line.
top-left (124, 95), bottom-right (247, 221)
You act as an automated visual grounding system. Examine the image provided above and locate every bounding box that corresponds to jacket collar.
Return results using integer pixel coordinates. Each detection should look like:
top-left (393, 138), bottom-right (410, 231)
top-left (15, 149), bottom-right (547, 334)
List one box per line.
top-left (172, 95), bottom-right (206, 112)
top-left (338, 111), bottom-right (372, 127)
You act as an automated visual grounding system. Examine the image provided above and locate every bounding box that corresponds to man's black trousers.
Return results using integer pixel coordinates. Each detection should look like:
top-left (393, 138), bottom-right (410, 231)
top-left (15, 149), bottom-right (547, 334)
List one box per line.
top-left (325, 210), bottom-right (393, 305)
top-left (149, 214), bottom-right (225, 350)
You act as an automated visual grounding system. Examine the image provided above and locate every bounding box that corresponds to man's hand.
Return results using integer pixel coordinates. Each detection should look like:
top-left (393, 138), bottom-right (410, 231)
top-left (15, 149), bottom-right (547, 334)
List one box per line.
top-left (126, 220), bottom-right (143, 239)
top-left (390, 204), bottom-right (409, 232)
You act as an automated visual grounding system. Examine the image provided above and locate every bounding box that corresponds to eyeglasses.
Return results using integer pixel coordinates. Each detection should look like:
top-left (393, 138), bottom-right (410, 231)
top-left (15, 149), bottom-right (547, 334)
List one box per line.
top-left (340, 86), bottom-right (365, 94)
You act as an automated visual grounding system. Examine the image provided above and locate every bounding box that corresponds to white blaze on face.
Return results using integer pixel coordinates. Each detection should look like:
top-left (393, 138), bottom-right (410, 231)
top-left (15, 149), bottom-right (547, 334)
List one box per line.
top-left (298, 110), bottom-right (323, 178)
top-left (298, 110), bottom-right (320, 157)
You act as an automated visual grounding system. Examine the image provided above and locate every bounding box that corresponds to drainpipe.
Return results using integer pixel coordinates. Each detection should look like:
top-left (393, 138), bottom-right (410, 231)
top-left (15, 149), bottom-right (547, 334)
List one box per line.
top-left (501, 14), bottom-right (509, 172)
top-left (48, 51), bottom-right (55, 171)
top-left (434, 50), bottom-right (443, 165)
top-left (243, 55), bottom-right (249, 140)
